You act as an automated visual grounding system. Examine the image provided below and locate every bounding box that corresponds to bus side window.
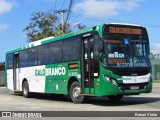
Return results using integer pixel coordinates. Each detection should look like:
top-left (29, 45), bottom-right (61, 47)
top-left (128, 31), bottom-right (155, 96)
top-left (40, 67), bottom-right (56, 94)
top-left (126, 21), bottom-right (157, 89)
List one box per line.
top-left (63, 37), bottom-right (81, 62)
top-left (6, 53), bottom-right (13, 69)
top-left (27, 47), bottom-right (38, 66)
top-left (38, 44), bottom-right (50, 65)
top-left (50, 41), bottom-right (63, 64)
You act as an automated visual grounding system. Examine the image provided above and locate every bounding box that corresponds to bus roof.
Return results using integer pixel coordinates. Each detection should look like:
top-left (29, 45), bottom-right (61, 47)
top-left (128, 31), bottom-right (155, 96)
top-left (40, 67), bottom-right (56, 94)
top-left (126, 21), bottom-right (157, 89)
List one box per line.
top-left (26, 36), bottom-right (55, 47)
top-left (109, 23), bottom-right (142, 27)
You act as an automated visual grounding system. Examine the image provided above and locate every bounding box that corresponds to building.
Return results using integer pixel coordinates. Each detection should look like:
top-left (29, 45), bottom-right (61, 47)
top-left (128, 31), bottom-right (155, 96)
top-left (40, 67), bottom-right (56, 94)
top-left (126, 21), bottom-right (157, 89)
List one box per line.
top-left (0, 62), bottom-right (5, 86)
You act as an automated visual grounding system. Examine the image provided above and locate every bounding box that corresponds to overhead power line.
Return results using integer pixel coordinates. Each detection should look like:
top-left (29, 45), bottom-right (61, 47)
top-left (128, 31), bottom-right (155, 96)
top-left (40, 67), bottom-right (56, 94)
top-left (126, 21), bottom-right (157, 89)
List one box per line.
top-left (71, 12), bottom-right (160, 28)
top-left (71, 12), bottom-right (123, 23)
top-left (54, 0), bottom-right (57, 13)
top-left (61, 0), bottom-right (65, 9)
top-left (66, 0), bottom-right (75, 25)
top-left (65, 0), bottom-right (74, 26)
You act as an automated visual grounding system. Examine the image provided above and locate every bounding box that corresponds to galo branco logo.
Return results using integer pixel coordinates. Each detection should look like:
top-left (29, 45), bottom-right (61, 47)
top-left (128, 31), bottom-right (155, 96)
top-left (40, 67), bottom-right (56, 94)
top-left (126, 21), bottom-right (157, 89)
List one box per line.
top-left (35, 67), bottom-right (66, 76)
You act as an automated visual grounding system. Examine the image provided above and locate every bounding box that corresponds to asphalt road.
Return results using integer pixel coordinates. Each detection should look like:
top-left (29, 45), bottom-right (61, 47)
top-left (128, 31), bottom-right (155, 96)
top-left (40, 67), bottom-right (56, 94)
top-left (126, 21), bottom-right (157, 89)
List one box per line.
top-left (0, 84), bottom-right (160, 111)
top-left (0, 84), bottom-right (160, 119)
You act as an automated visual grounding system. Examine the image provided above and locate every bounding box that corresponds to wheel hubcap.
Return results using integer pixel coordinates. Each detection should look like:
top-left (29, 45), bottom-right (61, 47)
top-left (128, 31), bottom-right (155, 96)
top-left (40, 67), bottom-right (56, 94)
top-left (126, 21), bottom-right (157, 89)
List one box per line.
top-left (23, 86), bottom-right (27, 95)
top-left (72, 86), bottom-right (81, 99)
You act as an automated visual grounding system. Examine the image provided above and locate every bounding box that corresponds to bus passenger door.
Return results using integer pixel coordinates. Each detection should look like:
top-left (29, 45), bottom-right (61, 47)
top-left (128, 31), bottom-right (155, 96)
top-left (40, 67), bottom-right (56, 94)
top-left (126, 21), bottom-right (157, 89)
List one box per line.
top-left (82, 37), bottom-right (95, 95)
top-left (13, 53), bottom-right (20, 91)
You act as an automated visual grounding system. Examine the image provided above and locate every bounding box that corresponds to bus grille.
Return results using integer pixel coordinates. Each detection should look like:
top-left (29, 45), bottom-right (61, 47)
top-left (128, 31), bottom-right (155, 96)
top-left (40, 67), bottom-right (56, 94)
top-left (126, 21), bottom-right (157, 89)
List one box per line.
top-left (118, 82), bottom-right (148, 91)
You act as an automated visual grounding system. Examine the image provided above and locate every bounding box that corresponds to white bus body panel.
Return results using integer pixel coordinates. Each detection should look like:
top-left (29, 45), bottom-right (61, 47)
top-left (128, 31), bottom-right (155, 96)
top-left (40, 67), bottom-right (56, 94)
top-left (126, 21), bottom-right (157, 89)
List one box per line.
top-left (16, 69), bottom-right (20, 90)
top-left (7, 69), bottom-right (14, 90)
top-left (19, 66), bottom-right (46, 93)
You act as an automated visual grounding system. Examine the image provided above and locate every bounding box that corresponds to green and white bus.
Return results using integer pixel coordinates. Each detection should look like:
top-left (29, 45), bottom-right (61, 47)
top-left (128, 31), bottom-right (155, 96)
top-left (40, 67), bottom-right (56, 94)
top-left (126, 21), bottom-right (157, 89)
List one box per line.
top-left (5, 23), bottom-right (152, 103)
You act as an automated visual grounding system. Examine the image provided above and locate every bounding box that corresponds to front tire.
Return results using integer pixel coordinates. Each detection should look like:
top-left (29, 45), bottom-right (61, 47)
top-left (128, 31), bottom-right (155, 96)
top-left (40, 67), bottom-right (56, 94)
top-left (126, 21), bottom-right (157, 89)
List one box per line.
top-left (107, 95), bottom-right (123, 102)
top-left (69, 81), bottom-right (84, 103)
top-left (22, 81), bottom-right (31, 98)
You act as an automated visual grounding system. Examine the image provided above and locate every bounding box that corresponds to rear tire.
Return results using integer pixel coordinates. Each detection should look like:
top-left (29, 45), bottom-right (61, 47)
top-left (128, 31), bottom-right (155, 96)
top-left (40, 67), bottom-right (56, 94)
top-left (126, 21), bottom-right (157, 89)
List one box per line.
top-left (22, 81), bottom-right (31, 98)
top-left (69, 81), bottom-right (84, 103)
top-left (107, 95), bottom-right (123, 102)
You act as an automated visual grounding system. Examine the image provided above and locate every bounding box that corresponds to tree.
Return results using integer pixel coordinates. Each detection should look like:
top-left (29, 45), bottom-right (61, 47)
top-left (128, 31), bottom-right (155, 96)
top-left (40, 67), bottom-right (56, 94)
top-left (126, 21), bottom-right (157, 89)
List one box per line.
top-left (55, 23), bottom-right (72, 36)
top-left (23, 10), bottom-right (71, 42)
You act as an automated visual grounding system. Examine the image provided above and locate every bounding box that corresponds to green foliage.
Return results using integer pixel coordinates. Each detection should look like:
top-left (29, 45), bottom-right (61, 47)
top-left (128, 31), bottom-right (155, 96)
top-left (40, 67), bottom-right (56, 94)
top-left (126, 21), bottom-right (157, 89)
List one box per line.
top-left (23, 10), bottom-right (71, 42)
top-left (153, 79), bottom-right (160, 83)
top-left (55, 23), bottom-right (72, 36)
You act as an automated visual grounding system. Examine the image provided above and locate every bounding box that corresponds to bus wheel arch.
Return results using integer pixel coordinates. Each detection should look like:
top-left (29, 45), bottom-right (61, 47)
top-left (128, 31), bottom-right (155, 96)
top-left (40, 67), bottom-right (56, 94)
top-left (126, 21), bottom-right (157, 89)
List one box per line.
top-left (22, 78), bottom-right (31, 98)
top-left (67, 77), bottom-right (84, 103)
top-left (67, 77), bottom-right (78, 93)
top-left (22, 78), bottom-right (27, 86)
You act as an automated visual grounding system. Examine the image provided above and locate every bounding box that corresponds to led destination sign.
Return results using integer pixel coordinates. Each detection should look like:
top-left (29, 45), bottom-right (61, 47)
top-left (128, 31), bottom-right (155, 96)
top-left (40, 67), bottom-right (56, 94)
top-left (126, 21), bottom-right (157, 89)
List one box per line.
top-left (109, 27), bottom-right (142, 35)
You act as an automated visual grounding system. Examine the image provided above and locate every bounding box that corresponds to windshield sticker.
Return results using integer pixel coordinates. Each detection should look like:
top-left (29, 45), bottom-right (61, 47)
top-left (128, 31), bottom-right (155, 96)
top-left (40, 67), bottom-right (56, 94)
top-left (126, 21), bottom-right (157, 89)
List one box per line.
top-left (104, 40), bottom-right (121, 43)
top-left (117, 63), bottom-right (133, 67)
top-left (118, 53), bottom-right (124, 58)
top-left (124, 39), bottom-right (129, 44)
top-left (108, 58), bottom-right (126, 64)
top-left (117, 63), bottom-right (148, 67)
top-left (108, 54), bottom-right (114, 58)
top-left (134, 63), bottom-right (148, 67)
top-left (112, 52), bottom-right (125, 58)
top-left (114, 52), bottom-right (119, 58)
top-left (133, 58), bottom-right (137, 63)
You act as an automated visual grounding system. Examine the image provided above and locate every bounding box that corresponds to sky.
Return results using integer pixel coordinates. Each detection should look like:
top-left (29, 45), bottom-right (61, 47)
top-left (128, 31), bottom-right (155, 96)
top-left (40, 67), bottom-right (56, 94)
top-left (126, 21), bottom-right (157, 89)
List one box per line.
top-left (0, 0), bottom-right (160, 62)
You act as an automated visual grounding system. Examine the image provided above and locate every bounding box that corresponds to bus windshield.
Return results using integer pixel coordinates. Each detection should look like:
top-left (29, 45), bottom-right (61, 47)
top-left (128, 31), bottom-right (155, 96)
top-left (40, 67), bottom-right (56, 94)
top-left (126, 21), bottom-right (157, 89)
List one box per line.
top-left (104, 38), bottom-right (151, 68)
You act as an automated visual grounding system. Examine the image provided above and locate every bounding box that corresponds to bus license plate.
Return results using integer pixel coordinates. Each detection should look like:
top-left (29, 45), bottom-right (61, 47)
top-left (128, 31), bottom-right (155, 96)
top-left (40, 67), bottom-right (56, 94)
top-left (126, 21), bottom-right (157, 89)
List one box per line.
top-left (130, 86), bottom-right (139, 90)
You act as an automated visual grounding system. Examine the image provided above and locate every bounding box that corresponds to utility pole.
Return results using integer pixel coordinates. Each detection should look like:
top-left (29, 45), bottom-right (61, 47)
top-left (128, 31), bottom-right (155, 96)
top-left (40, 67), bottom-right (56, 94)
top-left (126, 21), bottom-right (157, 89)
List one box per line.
top-left (56, 10), bottom-right (68, 34)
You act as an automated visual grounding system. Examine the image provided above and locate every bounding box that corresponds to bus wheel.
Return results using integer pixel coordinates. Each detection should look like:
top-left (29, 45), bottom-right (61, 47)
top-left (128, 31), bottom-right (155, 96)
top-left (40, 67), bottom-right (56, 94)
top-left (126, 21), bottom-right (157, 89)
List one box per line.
top-left (107, 95), bottom-right (123, 102)
top-left (69, 81), bottom-right (84, 103)
top-left (22, 81), bottom-right (30, 98)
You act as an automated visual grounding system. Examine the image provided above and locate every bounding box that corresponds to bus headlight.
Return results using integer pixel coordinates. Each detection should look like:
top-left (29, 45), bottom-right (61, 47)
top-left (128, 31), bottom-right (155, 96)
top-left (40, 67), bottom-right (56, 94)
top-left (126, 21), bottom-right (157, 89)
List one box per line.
top-left (104, 75), bottom-right (110, 82)
top-left (112, 79), bottom-right (118, 86)
top-left (103, 75), bottom-right (118, 86)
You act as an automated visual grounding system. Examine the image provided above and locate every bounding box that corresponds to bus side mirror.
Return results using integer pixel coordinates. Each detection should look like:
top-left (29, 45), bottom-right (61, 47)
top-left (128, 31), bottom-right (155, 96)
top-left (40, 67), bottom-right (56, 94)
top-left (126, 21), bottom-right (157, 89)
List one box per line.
top-left (93, 35), bottom-right (103, 59)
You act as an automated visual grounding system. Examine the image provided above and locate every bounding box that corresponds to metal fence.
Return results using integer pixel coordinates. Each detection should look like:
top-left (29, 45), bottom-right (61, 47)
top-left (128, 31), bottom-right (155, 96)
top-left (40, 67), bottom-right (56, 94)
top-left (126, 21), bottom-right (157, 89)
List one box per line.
top-left (0, 71), bottom-right (4, 86)
top-left (152, 65), bottom-right (160, 80)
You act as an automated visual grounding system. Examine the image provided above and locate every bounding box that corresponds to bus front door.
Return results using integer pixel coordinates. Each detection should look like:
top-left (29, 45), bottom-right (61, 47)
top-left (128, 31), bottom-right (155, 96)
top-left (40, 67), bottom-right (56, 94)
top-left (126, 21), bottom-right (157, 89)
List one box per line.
top-left (13, 53), bottom-right (20, 91)
top-left (82, 37), bottom-right (95, 95)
